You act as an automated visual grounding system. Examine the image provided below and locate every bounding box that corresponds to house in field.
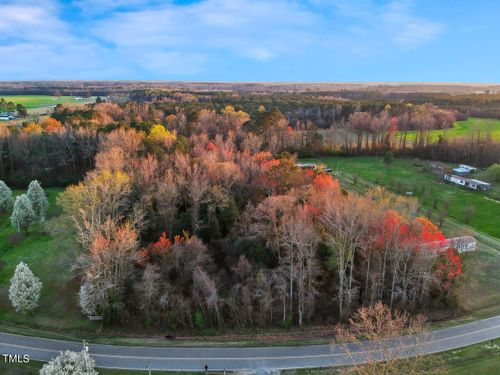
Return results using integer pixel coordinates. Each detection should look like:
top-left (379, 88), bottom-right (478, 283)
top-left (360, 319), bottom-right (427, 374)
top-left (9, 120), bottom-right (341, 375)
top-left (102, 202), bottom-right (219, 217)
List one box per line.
top-left (444, 174), bottom-right (491, 191)
top-left (0, 112), bottom-right (16, 121)
top-left (295, 163), bottom-right (333, 173)
top-left (452, 164), bottom-right (477, 175)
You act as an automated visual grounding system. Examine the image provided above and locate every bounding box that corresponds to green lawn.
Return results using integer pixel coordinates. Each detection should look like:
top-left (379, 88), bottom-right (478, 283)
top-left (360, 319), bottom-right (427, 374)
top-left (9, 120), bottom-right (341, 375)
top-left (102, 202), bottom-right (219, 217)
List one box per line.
top-left (0, 188), bottom-right (95, 336)
top-left (0, 95), bottom-right (95, 109)
top-left (302, 156), bottom-right (500, 239)
top-left (401, 117), bottom-right (500, 142)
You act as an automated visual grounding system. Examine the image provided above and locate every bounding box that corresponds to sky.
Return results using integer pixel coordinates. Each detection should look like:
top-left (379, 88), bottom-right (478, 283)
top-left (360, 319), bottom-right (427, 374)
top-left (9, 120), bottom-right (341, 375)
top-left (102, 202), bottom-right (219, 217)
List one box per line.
top-left (0, 0), bottom-right (499, 82)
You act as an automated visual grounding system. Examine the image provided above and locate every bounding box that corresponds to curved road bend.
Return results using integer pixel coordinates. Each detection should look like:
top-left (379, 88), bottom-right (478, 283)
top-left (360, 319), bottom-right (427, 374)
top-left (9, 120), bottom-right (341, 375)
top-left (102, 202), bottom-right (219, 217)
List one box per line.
top-left (1, 316), bottom-right (500, 372)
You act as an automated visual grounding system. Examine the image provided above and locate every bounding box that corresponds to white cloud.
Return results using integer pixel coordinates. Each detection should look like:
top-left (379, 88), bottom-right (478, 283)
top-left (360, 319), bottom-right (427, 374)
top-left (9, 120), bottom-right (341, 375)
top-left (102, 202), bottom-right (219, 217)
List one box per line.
top-left (381, 1), bottom-right (444, 48)
top-left (323, 0), bottom-right (444, 53)
top-left (91, 0), bottom-right (318, 60)
top-left (0, 0), bottom-right (446, 79)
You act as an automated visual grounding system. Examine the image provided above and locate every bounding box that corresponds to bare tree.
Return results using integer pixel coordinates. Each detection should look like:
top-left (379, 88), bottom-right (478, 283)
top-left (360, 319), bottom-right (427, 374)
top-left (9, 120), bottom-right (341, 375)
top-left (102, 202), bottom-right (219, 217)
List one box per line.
top-left (335, 303), bottom-right (442, 375)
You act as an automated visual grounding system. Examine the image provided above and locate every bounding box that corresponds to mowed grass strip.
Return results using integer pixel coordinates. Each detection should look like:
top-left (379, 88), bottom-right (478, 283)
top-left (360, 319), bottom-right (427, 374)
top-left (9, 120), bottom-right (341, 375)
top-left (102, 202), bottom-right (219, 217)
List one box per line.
top-left (302, 156), bottom-right (500, 239)
top-left (401, 117), bottom-right (500, 142)
top-left (0, 188), bottom-right (93, 334)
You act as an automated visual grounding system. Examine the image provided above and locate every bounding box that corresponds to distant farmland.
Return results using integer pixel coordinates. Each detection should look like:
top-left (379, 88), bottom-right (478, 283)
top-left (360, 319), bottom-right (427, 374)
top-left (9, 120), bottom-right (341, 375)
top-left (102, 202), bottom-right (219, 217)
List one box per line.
top-left (0, 95), bottom-right (95, 109)
top-left (401, 117), bottom-right (500, 142)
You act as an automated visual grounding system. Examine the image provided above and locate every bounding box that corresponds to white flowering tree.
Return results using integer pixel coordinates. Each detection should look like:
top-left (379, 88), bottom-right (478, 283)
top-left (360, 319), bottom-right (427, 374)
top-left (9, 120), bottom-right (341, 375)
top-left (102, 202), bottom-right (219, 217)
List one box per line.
top-left (9, 262), bottom-right (42, 314)
top-left (40, 349), bottom-right (98, 375)
top-left (11, 194), bottom-right (36, 233)
top-left (27, 180), bottom-right (49, 221)
top-left (79, 281), bottom-right (97, 316)
top-left (0, 180), bottom-right (13, 212)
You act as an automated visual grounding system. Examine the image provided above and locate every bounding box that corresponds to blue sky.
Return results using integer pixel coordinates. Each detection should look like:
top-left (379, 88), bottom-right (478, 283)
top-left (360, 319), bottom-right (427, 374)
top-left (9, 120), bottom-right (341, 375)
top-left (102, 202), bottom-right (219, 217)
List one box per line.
top-left (0, 0), bottom-right (499, 82)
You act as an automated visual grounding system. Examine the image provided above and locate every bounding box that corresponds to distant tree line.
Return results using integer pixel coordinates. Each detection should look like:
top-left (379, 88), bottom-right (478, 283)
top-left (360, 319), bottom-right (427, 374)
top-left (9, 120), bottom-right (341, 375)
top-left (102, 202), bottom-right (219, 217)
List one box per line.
top-left (1, 94), bottom-right (498, 187)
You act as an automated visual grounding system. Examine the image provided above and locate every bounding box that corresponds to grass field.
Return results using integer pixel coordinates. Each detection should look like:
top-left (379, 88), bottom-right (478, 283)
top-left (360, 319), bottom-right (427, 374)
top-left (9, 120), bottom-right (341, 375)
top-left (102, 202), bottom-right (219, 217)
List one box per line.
top-left (401, 117), bottom-right (500, 142)
top-left (302, 156), bottom-right (500, 238)
top-left (0, 188), bottom-right (95, 336)
top-left (0, 95), bottom-right (94, 109)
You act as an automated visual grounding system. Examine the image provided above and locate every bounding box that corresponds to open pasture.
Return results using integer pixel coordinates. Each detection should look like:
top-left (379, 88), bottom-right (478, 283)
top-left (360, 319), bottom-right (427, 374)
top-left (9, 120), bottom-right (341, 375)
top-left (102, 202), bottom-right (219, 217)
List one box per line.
top-left (401, 117), bottom-right (500, 142)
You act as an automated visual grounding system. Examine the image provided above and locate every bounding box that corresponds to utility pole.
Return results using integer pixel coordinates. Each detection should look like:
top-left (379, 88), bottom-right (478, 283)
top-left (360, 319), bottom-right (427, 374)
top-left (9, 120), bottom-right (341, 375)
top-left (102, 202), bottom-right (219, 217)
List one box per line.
top-left (82, 340), bottom-right (89, 369)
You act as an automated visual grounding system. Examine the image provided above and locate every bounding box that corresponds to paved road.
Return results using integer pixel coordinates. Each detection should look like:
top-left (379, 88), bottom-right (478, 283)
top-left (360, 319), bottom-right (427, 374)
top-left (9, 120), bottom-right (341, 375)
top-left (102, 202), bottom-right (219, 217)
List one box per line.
top-left (1, 316), bottom-right (500, 372)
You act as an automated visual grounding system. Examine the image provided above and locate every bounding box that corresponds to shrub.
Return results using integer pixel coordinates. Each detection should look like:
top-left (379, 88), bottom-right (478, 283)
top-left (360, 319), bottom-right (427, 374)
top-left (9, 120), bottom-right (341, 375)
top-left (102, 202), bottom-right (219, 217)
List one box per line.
top-left (464, 206), bottom-right (475, 224)
top-left (487, 163), bottom-right (500, 182)
top-left (194, 309), bottom-right (205, 329)
top-left (383, 151), bottom-right (394, 165)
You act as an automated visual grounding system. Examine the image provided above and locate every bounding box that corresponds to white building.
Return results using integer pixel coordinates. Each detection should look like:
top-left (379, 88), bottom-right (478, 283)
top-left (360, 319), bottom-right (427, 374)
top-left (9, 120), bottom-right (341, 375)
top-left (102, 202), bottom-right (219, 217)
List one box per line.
top-left (444, 174), bottom-right (491, 191)
top-left (421, 236), bottom-right (477, 254)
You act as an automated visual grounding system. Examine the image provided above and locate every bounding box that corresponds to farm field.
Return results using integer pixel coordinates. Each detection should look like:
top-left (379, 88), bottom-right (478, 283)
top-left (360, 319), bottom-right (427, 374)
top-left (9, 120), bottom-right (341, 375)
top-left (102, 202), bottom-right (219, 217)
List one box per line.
top-left (401, 117), bottom-right (500, 142)
top-left (0, 95), bottom-right (95, 109)
top-left (301, 156), bottom-right (500, 239)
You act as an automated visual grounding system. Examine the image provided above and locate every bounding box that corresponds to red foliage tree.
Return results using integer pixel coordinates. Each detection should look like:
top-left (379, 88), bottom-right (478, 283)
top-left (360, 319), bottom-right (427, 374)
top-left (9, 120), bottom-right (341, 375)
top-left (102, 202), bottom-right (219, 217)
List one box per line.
top-left (412, 217), bottom-right (445, 243)
top-left (437, 248), bottom-right (463, 290)
top-left (206, 142), bottom-right (217, 152)
top-left (312, 173), bottom-right (340, 192)
top-left (139, 232), bottom-right (173, 265)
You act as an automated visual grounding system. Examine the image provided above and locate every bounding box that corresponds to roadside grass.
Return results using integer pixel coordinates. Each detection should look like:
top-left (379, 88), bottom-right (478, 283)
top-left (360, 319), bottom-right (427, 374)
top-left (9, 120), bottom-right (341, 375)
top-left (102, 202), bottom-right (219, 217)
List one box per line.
top-left (302, 156), bottom-right (500, 238)
top-left (0, 360), bottom-right (205, 374)
top-left (399, 117), bottom-right (500, 142)
top-left (284, 338), bottom-right (500, 375)
top-left (0, 187), bottom-right (94, 335)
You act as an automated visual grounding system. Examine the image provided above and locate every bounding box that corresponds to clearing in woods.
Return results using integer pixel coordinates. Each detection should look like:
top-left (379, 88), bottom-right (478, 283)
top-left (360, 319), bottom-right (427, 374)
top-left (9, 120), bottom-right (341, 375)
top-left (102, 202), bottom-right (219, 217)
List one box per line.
top-left (400, 117), bottom-right (500, 142)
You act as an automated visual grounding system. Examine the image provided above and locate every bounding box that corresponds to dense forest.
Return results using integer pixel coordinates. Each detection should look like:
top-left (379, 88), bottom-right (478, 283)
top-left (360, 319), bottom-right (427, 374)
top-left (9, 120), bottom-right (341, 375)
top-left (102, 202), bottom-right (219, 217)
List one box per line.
top-left (0, 92), bottom-right (476, 329)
